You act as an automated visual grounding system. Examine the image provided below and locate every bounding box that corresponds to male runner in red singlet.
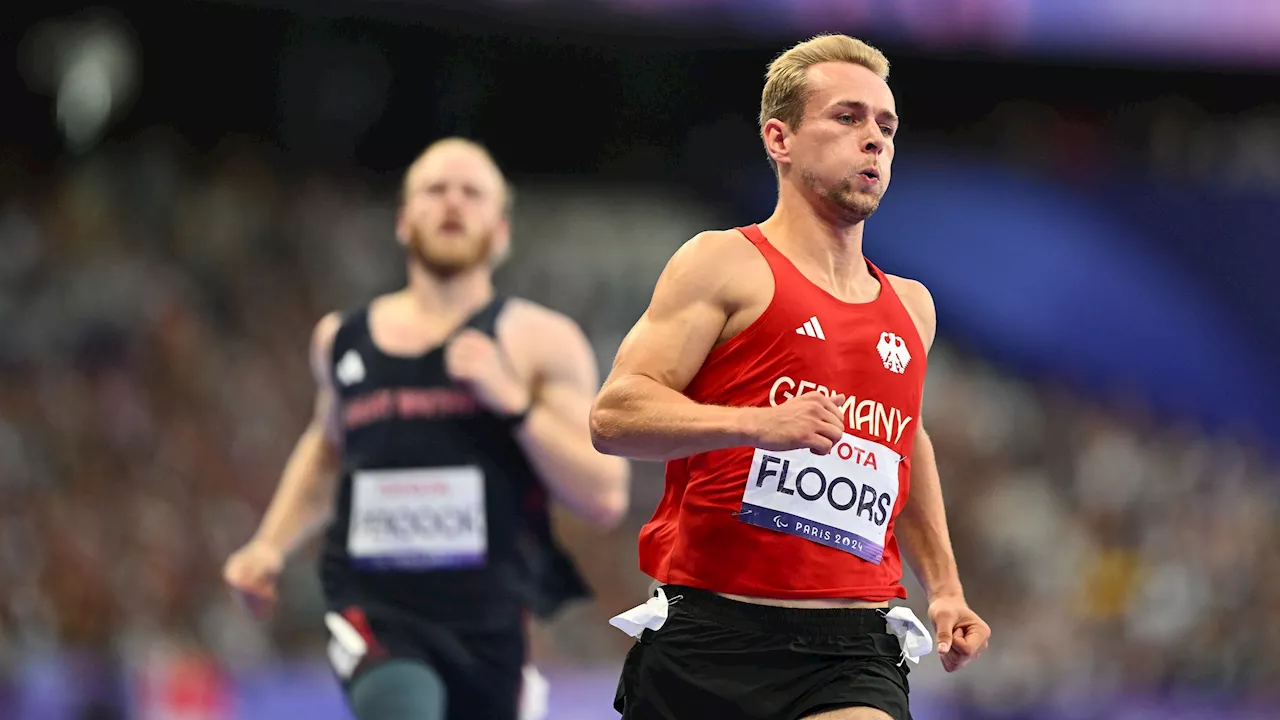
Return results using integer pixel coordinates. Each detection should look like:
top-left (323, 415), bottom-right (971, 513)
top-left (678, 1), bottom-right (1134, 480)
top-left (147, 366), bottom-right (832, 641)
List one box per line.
top-left (591, 34), bottom-right (990, 720)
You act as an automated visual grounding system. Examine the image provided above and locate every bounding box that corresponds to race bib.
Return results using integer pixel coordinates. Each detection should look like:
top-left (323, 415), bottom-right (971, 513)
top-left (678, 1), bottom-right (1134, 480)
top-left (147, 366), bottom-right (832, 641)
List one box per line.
top-left (739, 433), bottom-right (901, 564)
top-left (348, 466), bottom-right (487, 570)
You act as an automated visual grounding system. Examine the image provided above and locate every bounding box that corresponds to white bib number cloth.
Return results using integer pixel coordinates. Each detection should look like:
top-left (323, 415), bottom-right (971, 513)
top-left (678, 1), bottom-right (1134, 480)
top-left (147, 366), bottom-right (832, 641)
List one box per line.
top-left (885, 607), bottom-right (933, 664)
top-left (348, 466), bottom-right (487, 570)
top-left (740, 433), bottom-right (901, 564)
top-left (608, 587), bottom-right (672, 638)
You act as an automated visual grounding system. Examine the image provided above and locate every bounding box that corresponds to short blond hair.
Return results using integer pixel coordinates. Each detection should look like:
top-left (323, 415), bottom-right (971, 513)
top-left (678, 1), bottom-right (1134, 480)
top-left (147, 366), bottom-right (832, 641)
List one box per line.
top-left (759, 34), bottom-right (890, 140)
top-left (402, 137), bottom-right (515, 217)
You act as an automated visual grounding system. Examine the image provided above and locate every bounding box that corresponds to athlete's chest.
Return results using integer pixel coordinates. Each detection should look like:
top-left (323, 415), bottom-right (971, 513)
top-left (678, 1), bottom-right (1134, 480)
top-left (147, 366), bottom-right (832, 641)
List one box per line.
top-left (781, 302), bottom-right (920, 366)
top-left (334, 308), bottom-right (531, 432)
top-left (732, 305), bottom-right (924, 564)
top-left (720, 259), bottom-right (926, 392)
top-left (334, 347), bottom-right (477, 433)
top-left (777, 305), bottom-right (926, 438)
top-left (762, 296), bottom-right (926, 385)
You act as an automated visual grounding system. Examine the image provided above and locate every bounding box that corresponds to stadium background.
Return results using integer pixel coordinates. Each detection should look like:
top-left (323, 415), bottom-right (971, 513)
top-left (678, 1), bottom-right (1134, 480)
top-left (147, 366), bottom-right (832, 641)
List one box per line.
top-left (3, 1), bottom-right (1280, 718)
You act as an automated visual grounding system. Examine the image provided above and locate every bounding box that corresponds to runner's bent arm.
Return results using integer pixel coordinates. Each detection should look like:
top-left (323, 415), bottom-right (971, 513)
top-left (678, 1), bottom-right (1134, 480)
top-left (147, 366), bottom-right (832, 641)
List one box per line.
top-left (590, 232), bottom-right (766, 461)
top-left (898, 426), bottom-right (962, 600)
top-left (889, 281), bottom-right (964, 601)
top-left (250, 313), bottom-right (344, 558)
top-left (511, 307), bottom-right (631, 530)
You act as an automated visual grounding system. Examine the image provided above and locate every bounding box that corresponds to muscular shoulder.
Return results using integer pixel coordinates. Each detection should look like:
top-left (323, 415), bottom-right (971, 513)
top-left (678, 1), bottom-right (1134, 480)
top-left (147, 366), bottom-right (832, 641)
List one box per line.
top-left (310, 311), bottom-right (344, 387)
top-left (662, 229), bottom-right (768, 309)
top-left (499, 298), bottom-right (596, 382)
top-left (501, 297), bottom-right (585, 344)
top-left (885, 274), bottom-right (937, 351)
top-left (674, 229), bottom-right (767, 279)
top-left (680, 228), bottom-right (761, 260)
top-left (311, 312), bottom-right (343, 365)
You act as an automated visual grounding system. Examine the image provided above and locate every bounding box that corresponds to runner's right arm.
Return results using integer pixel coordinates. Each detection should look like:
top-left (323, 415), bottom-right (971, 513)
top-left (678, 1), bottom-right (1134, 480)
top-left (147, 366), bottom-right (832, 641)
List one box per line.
top-left (590, 232), bottom-right (844, 462)
top-left (250, 312), bottom-right (344, 555)
top-left (223, 313), bottom-right (343, 615)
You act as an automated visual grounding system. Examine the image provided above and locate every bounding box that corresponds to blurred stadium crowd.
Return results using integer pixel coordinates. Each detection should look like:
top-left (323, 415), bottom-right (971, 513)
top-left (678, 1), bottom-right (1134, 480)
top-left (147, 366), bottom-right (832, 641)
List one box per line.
top-left (1, 126), bottom-right (1279, 717)
top-left (6, 1), bottom-right (1280, 717)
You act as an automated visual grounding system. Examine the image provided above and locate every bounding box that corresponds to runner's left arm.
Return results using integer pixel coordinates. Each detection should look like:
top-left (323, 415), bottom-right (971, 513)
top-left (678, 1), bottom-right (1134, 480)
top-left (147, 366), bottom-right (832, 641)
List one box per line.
top-left (896, 425), bottom-right (962, 601)
top-left (889, 278), bottom-right (990, 670)
top-left (514, 310), bottom-right (631, 530)
top-left (884, 278), bottom-right (962, 600)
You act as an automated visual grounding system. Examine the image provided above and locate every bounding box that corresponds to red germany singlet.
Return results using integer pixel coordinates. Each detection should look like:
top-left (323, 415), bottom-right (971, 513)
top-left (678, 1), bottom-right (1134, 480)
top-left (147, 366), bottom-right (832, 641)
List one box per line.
top-left (637, 225), bottom-right (928, 601)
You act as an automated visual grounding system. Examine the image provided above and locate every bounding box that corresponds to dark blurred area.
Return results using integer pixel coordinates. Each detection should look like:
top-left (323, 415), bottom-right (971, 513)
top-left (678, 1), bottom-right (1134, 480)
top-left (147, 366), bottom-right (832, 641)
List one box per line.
top-left (2, 1), bottom-right (1280, 718)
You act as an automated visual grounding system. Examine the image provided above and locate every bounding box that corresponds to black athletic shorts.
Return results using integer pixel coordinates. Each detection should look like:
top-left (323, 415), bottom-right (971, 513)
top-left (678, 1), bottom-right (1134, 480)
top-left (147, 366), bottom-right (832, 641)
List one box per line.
top-left (330, 602), bottom-right (526, 720)
top-left (614, 585), bottom-right (912, 720)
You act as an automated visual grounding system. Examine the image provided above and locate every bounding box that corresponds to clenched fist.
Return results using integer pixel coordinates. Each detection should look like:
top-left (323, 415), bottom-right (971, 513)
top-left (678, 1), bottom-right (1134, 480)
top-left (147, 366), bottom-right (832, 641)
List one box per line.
top-left (223, 540), bottom-right (284, 619)
top-left (929, 593), bottom-right (991, 673)
top-left (444, 329), bottom-right (531, 416)
top-left (745, 392), bottom-right (847, 455)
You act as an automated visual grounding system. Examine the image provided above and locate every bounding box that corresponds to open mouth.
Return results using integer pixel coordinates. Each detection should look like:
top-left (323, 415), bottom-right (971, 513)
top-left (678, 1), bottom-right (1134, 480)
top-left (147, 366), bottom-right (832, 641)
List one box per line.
top-left (858, 168), bottom-right (880, 182)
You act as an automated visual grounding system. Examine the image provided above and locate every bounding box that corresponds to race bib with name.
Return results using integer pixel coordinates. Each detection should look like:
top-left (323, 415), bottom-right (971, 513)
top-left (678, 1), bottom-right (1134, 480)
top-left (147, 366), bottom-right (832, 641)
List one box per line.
top-left (739, 433), bottom-right (901, 564)
top-left (348, 466), bottom-right (487, 570)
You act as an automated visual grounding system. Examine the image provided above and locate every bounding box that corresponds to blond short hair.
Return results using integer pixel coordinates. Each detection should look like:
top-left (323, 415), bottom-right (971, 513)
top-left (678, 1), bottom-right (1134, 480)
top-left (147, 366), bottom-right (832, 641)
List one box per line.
top-left (402, 137), bottom-right (515, 217)
top-left (759, 34), bottom-right (890, 142)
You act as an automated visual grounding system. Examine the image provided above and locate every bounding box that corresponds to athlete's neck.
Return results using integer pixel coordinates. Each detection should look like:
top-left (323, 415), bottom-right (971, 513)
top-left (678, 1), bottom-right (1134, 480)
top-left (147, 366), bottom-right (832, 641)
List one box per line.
top-left (758, 191), bottom-right (874, 298)
top-left (403, 260), bottom-right (494, 320)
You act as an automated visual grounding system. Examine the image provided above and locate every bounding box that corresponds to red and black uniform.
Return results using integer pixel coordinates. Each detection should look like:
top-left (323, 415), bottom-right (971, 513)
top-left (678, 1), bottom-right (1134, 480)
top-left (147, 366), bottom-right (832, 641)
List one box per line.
top-left (616, 226), bottom-right (928, 720)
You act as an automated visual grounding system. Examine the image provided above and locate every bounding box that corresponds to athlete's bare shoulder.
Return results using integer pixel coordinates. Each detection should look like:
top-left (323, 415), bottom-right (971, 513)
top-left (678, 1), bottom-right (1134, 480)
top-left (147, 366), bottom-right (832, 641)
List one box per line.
top-left (310, 311), bottom-right (343, 376)
top-left (885, 274), bottom-right (937, 351)
top-left (600, 228), bottom-right (770, 393)
top-left (499, 297), bottom-right (597, 383)
top-left (309, 312), bottom-right (345, 442)
top-left (683, 228), bottom-right (759, 255)
top-left (501, 297), bottom-right (585, 343)
top-left (677, 229), bottom-right (769, 275)
top-left (666, 228), bottom-right (771, 311)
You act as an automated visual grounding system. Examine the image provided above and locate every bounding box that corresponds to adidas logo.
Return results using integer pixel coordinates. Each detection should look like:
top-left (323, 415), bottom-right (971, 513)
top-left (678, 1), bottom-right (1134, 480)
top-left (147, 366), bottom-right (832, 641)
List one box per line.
top-left (795, 316), bottom-right (826, 340)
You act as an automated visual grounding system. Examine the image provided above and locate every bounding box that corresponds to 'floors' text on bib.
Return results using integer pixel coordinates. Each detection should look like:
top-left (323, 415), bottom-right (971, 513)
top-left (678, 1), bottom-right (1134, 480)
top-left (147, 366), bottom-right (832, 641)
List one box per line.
top-left (739, 433), bottom-right (901, 564)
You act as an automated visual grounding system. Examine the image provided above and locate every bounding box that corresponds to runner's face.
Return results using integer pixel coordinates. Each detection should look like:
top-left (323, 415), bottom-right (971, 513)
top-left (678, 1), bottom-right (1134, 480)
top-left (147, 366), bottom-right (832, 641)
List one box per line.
top-left (398, 145), bottom-right (509, 277)
top-left (789, 62), bottom-right (897, 224)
